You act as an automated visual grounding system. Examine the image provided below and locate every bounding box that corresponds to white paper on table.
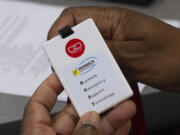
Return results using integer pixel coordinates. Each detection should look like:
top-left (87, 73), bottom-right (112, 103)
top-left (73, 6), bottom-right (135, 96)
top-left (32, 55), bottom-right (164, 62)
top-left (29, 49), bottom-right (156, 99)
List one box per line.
top-left (0, 0), bottom-right (68, 101)
top-left (0, 1), bottom-right (180, 100)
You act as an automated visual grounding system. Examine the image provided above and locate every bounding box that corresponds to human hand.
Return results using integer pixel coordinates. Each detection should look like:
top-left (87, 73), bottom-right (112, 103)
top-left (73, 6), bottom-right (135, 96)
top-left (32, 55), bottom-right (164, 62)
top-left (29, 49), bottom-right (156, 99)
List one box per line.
top-left (48, 6), bottom-right (180, 92)
top-left (21, 73), bottom-right (136, 135)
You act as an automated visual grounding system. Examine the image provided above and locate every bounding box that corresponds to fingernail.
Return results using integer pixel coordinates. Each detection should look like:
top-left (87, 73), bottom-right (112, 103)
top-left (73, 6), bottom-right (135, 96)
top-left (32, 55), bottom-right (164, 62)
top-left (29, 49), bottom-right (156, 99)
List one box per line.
top-left (82, 123), bottom-right (96, 129)
top-left (81, 111), bottom-right (100, 128)
top-left (74, 123), bottom-right (99, 135)
top-left (73, 111), bottom-right (100, 135)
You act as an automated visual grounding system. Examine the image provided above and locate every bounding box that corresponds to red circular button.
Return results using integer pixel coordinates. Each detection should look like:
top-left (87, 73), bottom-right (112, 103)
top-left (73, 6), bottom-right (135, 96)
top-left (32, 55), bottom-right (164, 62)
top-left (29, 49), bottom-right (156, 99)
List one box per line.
top-left (65, 39), bottom-right (85, 58)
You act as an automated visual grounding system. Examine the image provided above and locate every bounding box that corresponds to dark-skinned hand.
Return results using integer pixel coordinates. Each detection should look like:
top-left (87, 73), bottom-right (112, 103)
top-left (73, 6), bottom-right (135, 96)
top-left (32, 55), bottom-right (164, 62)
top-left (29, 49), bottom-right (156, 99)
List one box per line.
top-left (48, 6), bottom-right (180, 92)
top-left (21, 73), bottom-right (136, 135)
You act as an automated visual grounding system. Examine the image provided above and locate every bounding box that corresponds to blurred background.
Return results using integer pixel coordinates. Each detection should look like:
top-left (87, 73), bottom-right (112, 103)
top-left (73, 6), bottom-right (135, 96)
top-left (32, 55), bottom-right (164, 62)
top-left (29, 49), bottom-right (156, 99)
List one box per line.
top-left (0, 0), bottom-right (180, 134)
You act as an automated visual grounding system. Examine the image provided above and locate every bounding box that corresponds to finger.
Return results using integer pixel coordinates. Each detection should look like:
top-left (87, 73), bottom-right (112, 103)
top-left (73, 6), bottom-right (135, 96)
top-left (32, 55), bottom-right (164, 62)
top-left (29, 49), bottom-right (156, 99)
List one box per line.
top-left (106, 40), bottom-right (152, 82)
top-left (106, 40), bottom-right (139, 78)
top-left (47, 6), bottom-right (125, 40)
top-left (73, 111), bottom-right (100, 135)
top-left (106, 40), bottom-right (147, 64)
top-left (51, 104), bottom-right (79, 135)
top-left (114, 121), bottom-right (131, 135)
top-left (73, 124), bottom-right (100, 135)
top-left (23, 73), bottom-right (63, 125)
top-left (99, 100), bottom-right (136, 135)
top-left (48, 8), bottom-right (75, 40)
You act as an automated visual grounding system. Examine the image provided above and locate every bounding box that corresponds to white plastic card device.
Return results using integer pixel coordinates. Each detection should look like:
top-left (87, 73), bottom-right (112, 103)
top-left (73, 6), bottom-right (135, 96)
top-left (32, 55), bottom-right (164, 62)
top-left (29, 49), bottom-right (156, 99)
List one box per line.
top-left (43, 19), bottom-right (133, 116)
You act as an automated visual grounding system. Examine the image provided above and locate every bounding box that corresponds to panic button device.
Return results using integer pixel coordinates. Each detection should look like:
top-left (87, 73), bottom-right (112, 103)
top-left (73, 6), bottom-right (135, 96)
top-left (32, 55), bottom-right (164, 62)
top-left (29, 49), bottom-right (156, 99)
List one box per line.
top-left (43, 19), bottom-right (133, 117)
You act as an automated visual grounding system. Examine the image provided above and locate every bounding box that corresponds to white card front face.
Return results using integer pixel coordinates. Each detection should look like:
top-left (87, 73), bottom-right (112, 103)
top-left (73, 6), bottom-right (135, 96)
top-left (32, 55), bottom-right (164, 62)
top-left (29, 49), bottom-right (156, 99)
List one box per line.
top-left (44, 19), bottom-right (133, 116)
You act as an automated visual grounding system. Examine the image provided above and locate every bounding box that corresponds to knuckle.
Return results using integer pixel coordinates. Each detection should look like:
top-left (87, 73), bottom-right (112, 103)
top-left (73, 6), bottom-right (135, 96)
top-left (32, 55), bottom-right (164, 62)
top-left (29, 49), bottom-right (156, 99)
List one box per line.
top-left (24, 100), bottom-right (42, 115)
top-left (124, 100), bottom-right (136, 115)
top-left (118, 9), bottom-right (137, 40)
top-left (118, 100), bottom-right (136, 120)
top-left (116, 45), bottom-right (135, 61)
top-left (63, 104), bottom-right (79, 124)
top-left (100, 117), bottom-right (116, 135)
top-left (24, 101), bottom-right (31, 113)
top-left (111, 8), bottom-right (127, 40)
top-left (61, 7), bottom-right (73, 14)
top-left (24, 101), bottom-right (35, 114)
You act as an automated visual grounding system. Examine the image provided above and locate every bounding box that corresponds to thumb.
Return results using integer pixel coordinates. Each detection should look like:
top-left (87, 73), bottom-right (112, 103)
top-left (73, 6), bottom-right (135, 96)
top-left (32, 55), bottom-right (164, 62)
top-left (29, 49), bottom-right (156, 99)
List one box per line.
top-left (73, 111), bottom-right (100, 135)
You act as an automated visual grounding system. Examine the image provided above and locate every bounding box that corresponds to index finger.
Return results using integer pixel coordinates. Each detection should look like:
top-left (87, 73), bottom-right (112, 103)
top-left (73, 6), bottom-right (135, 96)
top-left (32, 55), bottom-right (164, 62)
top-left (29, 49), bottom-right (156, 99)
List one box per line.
top-left (47, 6), bottom-right (124, 40)
top-left (23, 73), bottom-right (63, 125)
top-left (99, 100), bottom-right (136, 135)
